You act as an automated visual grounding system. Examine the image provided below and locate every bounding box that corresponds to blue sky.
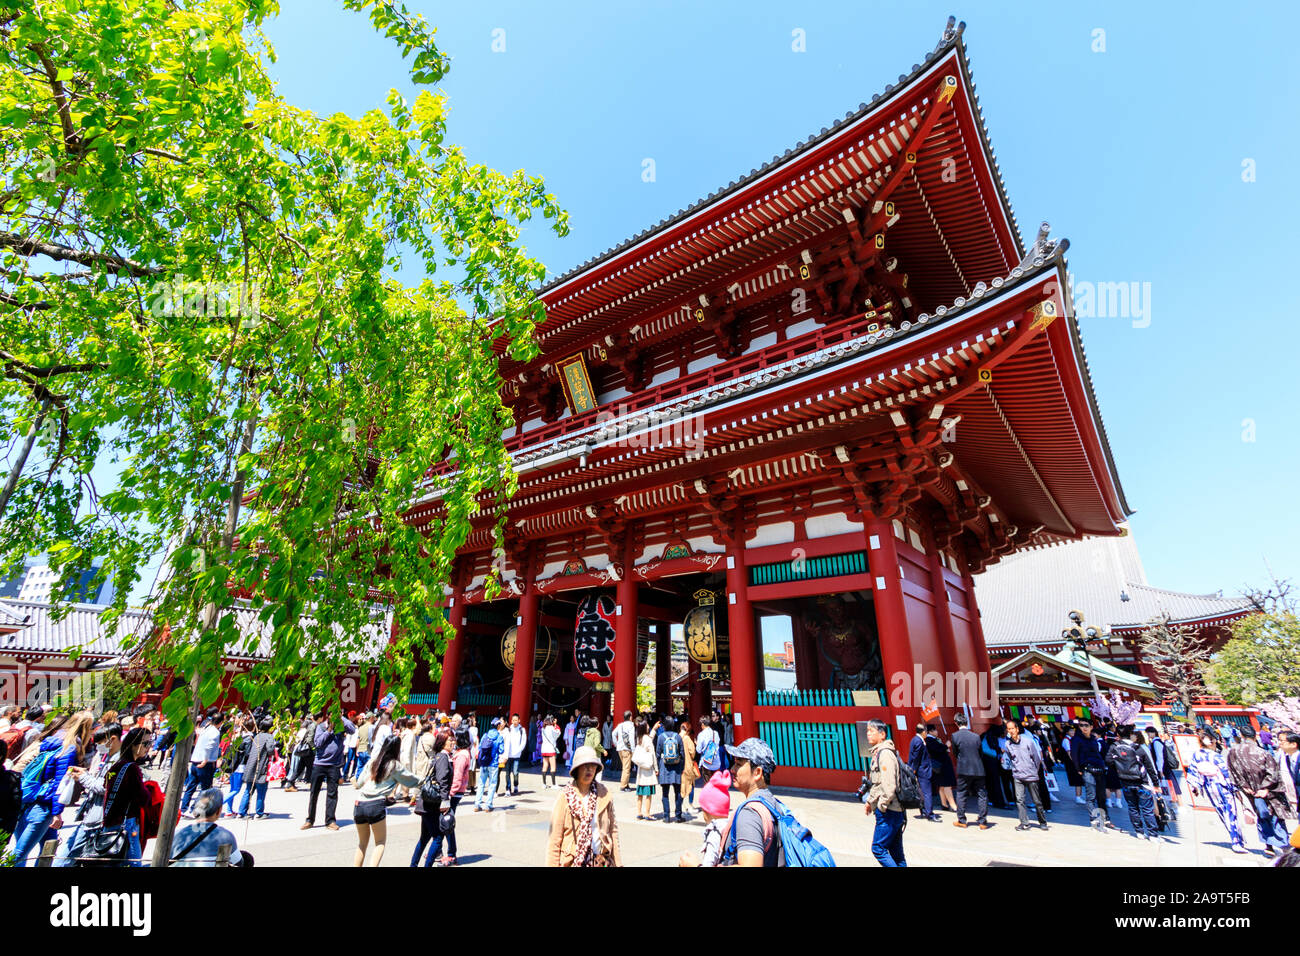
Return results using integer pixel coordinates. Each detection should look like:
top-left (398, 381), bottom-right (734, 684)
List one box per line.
top-left (242, 3), bottom-right (1297, 600)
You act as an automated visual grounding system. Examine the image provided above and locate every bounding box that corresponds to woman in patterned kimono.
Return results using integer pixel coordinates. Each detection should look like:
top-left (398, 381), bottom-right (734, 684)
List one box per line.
top-left (1186, 730), bottom-right (1247, 854)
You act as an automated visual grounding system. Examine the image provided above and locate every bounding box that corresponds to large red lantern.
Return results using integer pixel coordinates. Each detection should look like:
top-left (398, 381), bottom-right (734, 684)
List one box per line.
top-left (573, 594), bottom-right (617, 682)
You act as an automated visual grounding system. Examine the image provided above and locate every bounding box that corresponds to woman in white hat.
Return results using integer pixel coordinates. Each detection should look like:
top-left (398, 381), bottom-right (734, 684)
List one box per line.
top-left (545, 745), bottom-right (622, 867)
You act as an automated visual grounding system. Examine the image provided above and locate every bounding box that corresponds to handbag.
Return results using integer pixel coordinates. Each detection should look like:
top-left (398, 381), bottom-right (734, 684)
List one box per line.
top-left (88, 765), bottom-right (133, 862)
top-left (420, 751), bottom-right (443, 803)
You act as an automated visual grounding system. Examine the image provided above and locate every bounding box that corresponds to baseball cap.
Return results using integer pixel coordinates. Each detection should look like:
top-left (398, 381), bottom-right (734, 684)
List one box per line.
top-left (725, 737), bottom-right (777, 776)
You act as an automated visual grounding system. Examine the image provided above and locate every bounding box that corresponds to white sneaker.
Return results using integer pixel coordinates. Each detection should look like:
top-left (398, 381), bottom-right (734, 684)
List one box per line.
top-left (1075, 796), bottom-right (1085, 805)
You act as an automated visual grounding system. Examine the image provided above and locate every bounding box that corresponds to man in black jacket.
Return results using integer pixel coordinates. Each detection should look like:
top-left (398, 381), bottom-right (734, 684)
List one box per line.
top-left (302, 709), bottom-right (356, 831)
top-left (1105, 726), bottom-right (1161, 839)
top-left (235, 717), bottom-right (277, 819)
top-left (950, 714), bottom-right (989, 829)
top-left (1073, 719), bottom-right (1115, 832)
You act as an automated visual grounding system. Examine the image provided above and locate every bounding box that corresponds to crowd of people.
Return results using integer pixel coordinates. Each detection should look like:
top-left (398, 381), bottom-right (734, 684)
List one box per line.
top-left (0, 702), bottom-right (249, 866)
top-left (859, 712), bottom-right (1300, 867)
top-left (5, 697), bottom-right (1296, 868)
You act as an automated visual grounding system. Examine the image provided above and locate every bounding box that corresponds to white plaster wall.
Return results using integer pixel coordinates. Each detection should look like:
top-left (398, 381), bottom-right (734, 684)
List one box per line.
top-left (747, 521), bottom-right (796, 548)
top-left (805, 512), bottom-right (865, 539)
top-left (784, 317), bottom-right (821, 339)
top-left (686, 535), bottom-right (725, 554)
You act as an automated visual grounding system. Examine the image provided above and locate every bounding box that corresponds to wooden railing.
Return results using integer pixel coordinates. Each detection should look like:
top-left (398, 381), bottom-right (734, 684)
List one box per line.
top-left (758, 720), bottom-right (864, 772)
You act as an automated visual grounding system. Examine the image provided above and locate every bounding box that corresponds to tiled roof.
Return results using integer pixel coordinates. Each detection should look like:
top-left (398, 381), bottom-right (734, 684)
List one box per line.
top-left (0, 600), bottom-right (391, 663)
top-left (511, 249), bottom-right (1069, 468)
top-left (0, 601), bottom-right (154, 657)
top-left (993, 645), bottom-right (1154, 694)
top-left (975, 527), bottom-right (1251, 646)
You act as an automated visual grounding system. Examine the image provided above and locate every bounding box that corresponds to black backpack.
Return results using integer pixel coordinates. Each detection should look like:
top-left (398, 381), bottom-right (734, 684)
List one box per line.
top-left (0, 767), bottom-right (21, 835)
top-left (875, 748), bottom-right (922, 809)
top-left (1108, 742), bottom-right (1144, 783)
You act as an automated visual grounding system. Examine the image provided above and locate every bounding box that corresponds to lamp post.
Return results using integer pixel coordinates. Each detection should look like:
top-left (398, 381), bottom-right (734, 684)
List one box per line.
top-left (1061, 609), bottom-right (1109, 703)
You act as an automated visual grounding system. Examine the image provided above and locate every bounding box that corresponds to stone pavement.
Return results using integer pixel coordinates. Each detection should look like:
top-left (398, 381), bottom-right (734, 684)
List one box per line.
top-left (162, 764), bottom-right (1285, 867)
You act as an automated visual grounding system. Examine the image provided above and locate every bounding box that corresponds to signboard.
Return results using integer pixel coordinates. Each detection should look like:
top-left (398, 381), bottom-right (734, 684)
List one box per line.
top-left (501, 625), bottom-right (554, 674)
top-left (684, 589), bottom-right (717, 665)
top-left (557, 353), bottom-right (597, 415)
top-left (921, 700), bottom-right (940, 722)
top-left (573, 594), bottom-right (618, 682)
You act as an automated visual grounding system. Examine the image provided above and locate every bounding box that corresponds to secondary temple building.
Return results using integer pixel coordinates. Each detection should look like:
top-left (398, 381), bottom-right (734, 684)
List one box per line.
top-left (404, 21), bottom-right (1133, 790)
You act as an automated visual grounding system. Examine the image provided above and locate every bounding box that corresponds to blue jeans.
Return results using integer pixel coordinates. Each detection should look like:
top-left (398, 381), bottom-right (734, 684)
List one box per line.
top-left (354, 752), bottom-right (370, 782)
top-left (11, 801), bottom-right (54, 866)
top-left (871, 808), bottom-right (907, 867)
top-left (1122, 786), bottom-right (1158, 837)
top-left (343, 747), bottom-right (357, 779)
top-left (434, 795), bottom-right (460, 860)
top-left (181, 762), bottom-right (216, 811)
top-left (1252, 796), bottom-right (1289, 849)
top-left (238, 780), bottom-right (269, 816)
top-left (224, 771), bottom-right (244, 812)
top-left (55, 822), bottom-right (92, 867)
top-left (475, 765), bottom-right (499, 809)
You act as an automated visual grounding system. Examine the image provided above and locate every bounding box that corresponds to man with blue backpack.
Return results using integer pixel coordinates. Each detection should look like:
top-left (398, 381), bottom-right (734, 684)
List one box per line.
top-left (720, 737), bottom-right (835, 867)
top-left (473, 717), bottom-right (505, 812)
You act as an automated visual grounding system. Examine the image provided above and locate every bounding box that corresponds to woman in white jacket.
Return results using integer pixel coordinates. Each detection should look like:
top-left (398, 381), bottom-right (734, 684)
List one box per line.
top-left (633, 719), bottom-right (657, 820)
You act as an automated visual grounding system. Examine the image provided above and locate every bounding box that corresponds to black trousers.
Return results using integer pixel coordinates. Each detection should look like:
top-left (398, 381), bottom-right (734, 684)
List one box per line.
top-left (955, 774), bottom-right (988, 825)
top-left (982, 755), bottom-right (1009, 808)
top-left (306, 764), bottom-right (341, 825)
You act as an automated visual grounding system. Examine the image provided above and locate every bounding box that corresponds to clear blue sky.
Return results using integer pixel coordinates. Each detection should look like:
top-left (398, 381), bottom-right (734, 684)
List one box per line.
top-left (251, 3), bottom-right (1299, 599)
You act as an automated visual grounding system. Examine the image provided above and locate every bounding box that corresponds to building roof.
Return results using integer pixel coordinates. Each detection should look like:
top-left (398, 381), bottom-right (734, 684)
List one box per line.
top-left (0, 599), bottom-right (392, 664)
top-left (0, 600), bottom-right (154, 657)
top-left (974, 527), bottom-right (1252, 647)
top-left (993, 645), bottom-right (1155, 696)
top-left (498, 18), bottom-right (1026, 371)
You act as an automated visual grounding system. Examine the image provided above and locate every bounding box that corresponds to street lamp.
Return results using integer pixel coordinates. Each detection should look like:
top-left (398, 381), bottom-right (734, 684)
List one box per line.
top-left (1061, 609), bottom-right (1109, 701)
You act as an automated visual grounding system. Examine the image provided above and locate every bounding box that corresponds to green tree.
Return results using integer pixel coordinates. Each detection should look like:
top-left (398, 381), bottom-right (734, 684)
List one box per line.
top-left (1203, 612), bottom-right (1300, 705)
top-left (0, 0), bottom-right (566, 864)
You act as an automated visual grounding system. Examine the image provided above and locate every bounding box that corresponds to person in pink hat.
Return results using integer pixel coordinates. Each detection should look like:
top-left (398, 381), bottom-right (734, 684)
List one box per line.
top-left (678, 770), bottom-right (732, 867)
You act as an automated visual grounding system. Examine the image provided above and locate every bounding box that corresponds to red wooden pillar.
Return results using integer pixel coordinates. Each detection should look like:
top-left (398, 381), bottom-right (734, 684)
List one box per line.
top-left (865, 516), bottom-right (921, 736)
top-left (726, 546), bottom-right (758, 743)
top-left (589, 690), bottom-right (609, 725)
top-left (436, 578), bottom-right (467, 712)
top-left (613, 539), bottom-right (640, 722)
top-left (687, 655), bottom-right (705, 727)
top-left (655, 624), bottom-right (671, 714)
top-left (922, 525), bottom-right (961, 678)
top-left (959, 546), bottom-right (998, 721)
top-left (510, 566), bottom-right (540, 722)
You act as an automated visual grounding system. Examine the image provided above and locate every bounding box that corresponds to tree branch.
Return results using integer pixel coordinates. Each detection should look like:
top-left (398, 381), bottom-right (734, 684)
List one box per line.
top-left (0, 231), bottom-right (161, 276)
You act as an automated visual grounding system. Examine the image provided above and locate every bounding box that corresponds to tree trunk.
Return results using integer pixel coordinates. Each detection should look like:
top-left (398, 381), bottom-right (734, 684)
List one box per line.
top-left (0, 398), bottom-right (52, 519)
top-left (150, 408), bottom-right (259, 867)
